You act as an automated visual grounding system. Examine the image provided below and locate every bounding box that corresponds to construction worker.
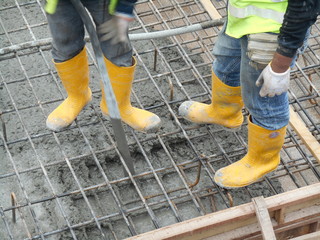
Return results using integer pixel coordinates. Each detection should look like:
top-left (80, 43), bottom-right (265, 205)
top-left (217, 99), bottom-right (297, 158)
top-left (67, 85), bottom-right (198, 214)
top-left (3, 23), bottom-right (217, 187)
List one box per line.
top-left (179, 0), bottom-right (319, 188)
top-left (45, 0), bottom-right (161, 133)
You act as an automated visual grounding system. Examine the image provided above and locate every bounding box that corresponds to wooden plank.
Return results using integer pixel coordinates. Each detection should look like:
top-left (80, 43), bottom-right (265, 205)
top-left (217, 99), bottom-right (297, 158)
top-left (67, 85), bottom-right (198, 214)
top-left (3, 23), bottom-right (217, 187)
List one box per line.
top-left (289, 107), bottom-right (320, 163)
top-left (127, 204), bottom-right (257, 240)
top-left (274, 207), bottom-right (285, 224)
top-left (199, 0), bottom-right (222, 19)
top-left (252, 197), bottom-right (276, 240)
top-left (203, 222), bottom-right (261, 240)
top-left (206, 214), bottom-right (320, 240)
top-left (309, 221), bottom-right (319, 232)
top-left (265, 183), bottom-right (320, 213)
top-left (126, 183), bottom-right (320, 240)
top-left (290, 231), bottom-right (320, 240)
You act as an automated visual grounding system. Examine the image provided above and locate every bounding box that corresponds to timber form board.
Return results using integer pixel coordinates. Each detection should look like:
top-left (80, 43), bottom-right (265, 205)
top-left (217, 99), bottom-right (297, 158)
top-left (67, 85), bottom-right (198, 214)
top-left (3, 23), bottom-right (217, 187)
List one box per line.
top-left (126, 183), bottom-right (320, 240)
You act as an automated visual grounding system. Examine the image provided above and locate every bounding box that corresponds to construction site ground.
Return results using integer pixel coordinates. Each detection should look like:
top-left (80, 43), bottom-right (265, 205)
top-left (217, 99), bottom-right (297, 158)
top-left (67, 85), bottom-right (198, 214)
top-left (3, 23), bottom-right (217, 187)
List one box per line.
top-left (0, 0), bottom-right (319, 239)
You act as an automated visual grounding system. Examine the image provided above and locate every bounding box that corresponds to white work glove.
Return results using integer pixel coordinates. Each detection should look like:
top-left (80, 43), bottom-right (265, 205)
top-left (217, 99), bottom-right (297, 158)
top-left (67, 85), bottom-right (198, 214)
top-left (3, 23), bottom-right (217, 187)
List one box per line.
top-left (247, 33), bottom-right (278, 65)
top-left (256, 63), bottom-right (290, 97)
top-left (98, 14), bottom-right (132, 50)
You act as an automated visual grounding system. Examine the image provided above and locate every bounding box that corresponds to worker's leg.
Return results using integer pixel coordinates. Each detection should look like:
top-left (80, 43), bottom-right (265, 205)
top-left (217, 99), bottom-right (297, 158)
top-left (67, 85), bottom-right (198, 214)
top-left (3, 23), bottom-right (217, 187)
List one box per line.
top-left (84, 0), bottom-right (161, 133)
top-left (46, 0), bottom-right (86, 62)
top-left (178, 24), bottom-right (244, 130)
top-left (83, 0), bottom-right (132, 66)
top-left (214, 35), bottom-right (288, 188)
top-left (240, 37), bottom-right (290, 131)
top-left (46, 0), bottom-right (91, 131)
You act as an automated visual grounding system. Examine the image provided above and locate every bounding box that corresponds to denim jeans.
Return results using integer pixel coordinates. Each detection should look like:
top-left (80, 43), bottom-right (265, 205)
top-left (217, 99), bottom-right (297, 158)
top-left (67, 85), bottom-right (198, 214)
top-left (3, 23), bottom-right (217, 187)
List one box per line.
top-left (45, 0), bottom-right (132, 66)
top-left (212, 24), bottom-right (308, 130)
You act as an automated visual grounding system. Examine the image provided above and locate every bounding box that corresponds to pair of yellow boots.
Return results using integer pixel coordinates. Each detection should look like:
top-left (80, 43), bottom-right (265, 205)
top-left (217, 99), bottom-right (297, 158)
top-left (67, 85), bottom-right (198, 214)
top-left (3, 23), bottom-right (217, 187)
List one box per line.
top-left (47, 48), bottom-right (286, 188)
top-left (179, 70), bottom-right (286, 188)
top-left (46, 48), bottom-right (161, 134)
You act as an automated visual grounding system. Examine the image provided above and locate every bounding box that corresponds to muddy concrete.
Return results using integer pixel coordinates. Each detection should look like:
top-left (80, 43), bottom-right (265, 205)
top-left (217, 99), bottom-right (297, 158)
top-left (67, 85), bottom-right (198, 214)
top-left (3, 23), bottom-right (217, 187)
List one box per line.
top-left (0, 2), bottom-right (290, 240)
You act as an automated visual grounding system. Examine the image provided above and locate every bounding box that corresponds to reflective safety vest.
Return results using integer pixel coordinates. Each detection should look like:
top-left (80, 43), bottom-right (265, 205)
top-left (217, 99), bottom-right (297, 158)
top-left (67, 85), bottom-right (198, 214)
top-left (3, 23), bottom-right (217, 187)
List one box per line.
top-left (226, 0), bottom-right (288, 38)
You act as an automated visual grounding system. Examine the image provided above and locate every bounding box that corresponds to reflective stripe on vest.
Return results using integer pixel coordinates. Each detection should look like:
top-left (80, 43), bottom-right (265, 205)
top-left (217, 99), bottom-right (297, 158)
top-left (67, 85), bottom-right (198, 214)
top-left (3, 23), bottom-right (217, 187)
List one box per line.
top-left (228, 3), bottom-right (284, 24)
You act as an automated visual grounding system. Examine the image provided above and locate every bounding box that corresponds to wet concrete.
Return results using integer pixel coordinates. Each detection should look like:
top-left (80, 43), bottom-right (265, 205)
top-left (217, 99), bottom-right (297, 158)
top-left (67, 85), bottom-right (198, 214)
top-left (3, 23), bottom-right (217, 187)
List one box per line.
top-left (0, 1), bottom-right (303, 240)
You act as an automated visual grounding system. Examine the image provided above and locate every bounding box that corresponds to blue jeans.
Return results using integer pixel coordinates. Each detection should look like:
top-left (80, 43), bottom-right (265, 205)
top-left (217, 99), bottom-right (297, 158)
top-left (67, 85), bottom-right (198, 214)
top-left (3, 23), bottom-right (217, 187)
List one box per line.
top-left (45, 0), bottom-right (132, 66)
top-left (212, 24), bottom-right (307, 130)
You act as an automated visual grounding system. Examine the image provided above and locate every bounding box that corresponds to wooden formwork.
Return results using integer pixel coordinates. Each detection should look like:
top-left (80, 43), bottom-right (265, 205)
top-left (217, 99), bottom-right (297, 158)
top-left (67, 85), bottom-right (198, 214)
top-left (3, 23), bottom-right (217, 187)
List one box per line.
top-left (127, 183), bottom-right (320, 240)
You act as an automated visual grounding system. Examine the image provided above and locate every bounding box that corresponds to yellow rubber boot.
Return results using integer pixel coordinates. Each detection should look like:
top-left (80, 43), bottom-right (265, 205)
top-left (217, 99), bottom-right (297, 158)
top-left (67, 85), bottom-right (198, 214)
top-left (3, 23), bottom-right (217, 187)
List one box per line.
top-left (214, 117), bottom-right (287, 188)
top-left (46, 48), bottom-right (92, 131)
top-left (100, 57), bottom-right (161, 133)
top-left (179, 71), bottom-right (244, 131)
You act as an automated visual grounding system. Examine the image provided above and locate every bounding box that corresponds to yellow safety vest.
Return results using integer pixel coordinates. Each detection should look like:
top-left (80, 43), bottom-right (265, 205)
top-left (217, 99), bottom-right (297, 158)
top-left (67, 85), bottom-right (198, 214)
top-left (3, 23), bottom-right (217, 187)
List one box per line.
top-left (226, 0), bottom-right (288, 38)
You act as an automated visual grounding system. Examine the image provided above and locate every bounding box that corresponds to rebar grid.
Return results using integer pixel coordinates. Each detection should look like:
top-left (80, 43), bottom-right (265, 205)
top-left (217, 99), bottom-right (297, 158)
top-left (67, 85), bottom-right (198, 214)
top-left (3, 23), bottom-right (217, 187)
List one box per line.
top-left (0, 0), bottom-right (319, 239)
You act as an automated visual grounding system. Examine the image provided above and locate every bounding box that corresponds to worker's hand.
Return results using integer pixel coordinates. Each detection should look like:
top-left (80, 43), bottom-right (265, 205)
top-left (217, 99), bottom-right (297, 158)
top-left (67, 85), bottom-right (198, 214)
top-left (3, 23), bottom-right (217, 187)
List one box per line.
top-left (247, 33), bottom-right (278, 66)
top-left (98, 15), bottom-right (132, 49)
top-left (256, 63), bottom-right (290, 97)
